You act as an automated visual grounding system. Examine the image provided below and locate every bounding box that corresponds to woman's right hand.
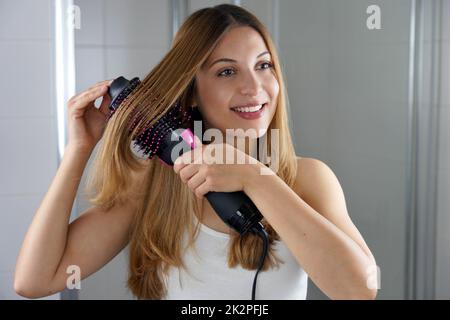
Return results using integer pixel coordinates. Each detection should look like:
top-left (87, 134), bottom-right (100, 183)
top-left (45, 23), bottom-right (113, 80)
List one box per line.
top-left (67, 79), bottom-right (113, 152)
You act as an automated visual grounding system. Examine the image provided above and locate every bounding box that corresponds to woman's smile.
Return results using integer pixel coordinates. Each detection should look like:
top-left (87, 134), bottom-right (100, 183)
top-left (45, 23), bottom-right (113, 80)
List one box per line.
top-left (231, 102), bottom-right (268, 120)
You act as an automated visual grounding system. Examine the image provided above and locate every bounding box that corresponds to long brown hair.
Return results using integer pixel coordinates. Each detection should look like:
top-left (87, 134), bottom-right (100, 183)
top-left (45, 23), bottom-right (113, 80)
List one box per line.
top-left (84, 4), bottom-right (298, 299)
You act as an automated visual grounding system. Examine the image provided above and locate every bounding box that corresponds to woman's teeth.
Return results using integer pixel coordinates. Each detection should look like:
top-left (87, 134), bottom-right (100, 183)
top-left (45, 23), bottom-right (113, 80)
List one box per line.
top-left (232, 104), bottom-right (264, 113)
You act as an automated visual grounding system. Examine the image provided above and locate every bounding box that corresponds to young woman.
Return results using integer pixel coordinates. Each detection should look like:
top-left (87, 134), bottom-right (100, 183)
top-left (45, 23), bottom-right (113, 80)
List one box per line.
top-left (15, 4), bottom-right (377, 300)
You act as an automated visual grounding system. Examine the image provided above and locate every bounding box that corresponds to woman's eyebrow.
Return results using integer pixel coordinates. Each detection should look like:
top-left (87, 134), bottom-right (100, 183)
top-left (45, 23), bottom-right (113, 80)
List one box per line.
top-left (208, 51), bottom-right (270, 69)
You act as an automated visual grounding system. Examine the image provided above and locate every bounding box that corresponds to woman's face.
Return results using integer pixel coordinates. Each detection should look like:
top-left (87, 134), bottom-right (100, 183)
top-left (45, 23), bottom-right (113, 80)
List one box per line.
top-left (194, 26), bottom-right (279, 140)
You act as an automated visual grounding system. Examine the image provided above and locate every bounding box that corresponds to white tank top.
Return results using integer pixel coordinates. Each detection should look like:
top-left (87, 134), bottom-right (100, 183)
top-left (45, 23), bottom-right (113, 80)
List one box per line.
top-left (162, 215), bottom-right (308, 299)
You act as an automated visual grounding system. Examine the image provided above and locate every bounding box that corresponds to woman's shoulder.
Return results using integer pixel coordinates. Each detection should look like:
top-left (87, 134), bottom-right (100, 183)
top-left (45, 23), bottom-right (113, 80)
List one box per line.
top-left (293, 155), bottom-right (329, 198)
top-left (295, 155), bottom-right (325, 169)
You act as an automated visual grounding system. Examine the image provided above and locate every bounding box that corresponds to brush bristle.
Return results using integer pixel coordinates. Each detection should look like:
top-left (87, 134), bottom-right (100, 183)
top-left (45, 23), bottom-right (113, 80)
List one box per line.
top-left (107, 76), bottom-right (193, 160)
top-left (131, 102), bottom-right (192, 159)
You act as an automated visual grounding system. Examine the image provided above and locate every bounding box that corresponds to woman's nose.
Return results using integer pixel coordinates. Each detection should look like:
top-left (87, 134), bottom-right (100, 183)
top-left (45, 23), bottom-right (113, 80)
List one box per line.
top-left (239, 71), bottom-right (263, 96)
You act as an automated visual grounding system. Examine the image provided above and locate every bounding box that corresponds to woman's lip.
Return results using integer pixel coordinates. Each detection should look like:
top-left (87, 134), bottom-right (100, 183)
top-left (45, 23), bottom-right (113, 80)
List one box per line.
top-left (231, 103), bottom-right (267, 120)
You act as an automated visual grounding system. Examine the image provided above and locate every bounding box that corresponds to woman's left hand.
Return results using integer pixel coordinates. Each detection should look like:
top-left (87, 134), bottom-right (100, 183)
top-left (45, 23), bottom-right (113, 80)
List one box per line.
top-left (173, 137), bottom-right (259, 199)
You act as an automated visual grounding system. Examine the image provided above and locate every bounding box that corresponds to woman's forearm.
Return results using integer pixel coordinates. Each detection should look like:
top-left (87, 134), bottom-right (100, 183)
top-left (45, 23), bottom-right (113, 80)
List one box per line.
top-left (243, 163), bottom-right (377, 300)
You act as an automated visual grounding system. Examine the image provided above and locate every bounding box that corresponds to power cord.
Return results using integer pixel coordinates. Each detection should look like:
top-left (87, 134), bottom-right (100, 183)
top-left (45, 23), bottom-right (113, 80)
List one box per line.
top-left (250, 222), bottom-right (269, 300)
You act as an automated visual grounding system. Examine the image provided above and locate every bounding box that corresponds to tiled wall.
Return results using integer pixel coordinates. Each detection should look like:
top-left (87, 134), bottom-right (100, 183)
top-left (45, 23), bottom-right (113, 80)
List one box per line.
top-left (435, 0), bottom-right (450, 300)
top-left (278, 0), bottom-right (412, 299)
top-left (0, 0), bottom-right (59, 300)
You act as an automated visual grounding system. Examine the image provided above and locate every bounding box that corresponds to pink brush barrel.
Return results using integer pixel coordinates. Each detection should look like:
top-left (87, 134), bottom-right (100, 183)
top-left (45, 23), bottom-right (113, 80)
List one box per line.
top-left (158, 128), bottom-right (196, 167)
top-left (181, 128), bottom-right (196, 149)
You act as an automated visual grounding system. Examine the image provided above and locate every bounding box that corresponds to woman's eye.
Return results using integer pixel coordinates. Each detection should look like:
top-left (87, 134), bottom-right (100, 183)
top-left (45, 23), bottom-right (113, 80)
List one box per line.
top-left (217, 62), bottom-right (273, 77)
top-left (218, 68), bottom-right (235, 77)
top-left (260, 62), bottom-right (273, 69)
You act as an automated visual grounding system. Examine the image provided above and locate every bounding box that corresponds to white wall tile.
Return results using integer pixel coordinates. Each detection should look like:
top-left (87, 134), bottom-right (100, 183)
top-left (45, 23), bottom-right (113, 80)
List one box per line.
top-left (434, 0), bottom-right (450, 297)
top-left (0, 0), bottom-right (52, 40)
top-left (0, 195), bottom-right (45, 272)
top-left (440, 41), bottom-right (450, 109)
top-left (187, 0), bottom-right (233, 14)
top-left (0, 41), bottom-right (53, 117)
top-left (438, 107), bottom-right (450, 172)
top-left (75, 47), bottom-right (106, 93)
top-left (442, 0), bottom-right (450, 41)
top-left (104, 47), bottom-right (167, 80)
top-left (104, 0), bottom-right (170, 49)
top-left (0, 117), bottom-right (57, 195)
top-left (329, 0), bottom-right (411, 45)
top-left (241, 0), bottom-right (272, 30)
top-left (282, 43), bottom-right (331, 157)
top-left (436, 167), bottom-right (450, 299)
top-left (279, 0), bottom-right (329, 47)
top-left (328, 43), bottom-right (410, 106)
top-left (73, 0), bottom-right (105, 46)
